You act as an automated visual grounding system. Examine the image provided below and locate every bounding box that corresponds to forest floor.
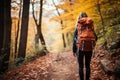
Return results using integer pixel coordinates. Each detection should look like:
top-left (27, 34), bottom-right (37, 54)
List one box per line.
top-left (1, 48), bottom-right (115, 80)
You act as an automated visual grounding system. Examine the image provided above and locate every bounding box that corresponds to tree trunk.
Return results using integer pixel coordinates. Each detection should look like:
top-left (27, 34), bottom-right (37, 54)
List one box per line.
top-left (32, 0), bottom-right (48, 53)
top-left (66, 33), bottom-right (70, 45)
top-left (0, 0), bottom-right (12, 72)
top-left (97, 1), bottom-right (107, 49)
top-left (14, 0), bottom-right (22, 59)
top-left (34, 34), bottom-right (39, 49)
top-left (0, 0), bottom-right (4, 53)
top-left (61, 21), bottom-right (66, 48)
top-left (17, 0), bottom-right (30, 63)
top-left (97, 1), bottom-right (105, 38)
top-left (0, 0), bottom-right (5, 72)
top-left (37, 0), bottom-right (48, 52)
top-left (52, 0), bottom-right (66, 48)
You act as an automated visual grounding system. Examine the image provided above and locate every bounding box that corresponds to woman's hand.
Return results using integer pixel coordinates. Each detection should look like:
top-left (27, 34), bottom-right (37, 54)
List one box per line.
top-left (73, 53), bottom-right (76, 57)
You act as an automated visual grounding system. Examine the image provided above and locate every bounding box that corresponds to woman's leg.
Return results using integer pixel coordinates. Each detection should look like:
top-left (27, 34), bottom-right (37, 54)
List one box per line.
top-left (85, 51), bottom-right (92, 80)
top-left (78, 51), bottom-right (84, 80)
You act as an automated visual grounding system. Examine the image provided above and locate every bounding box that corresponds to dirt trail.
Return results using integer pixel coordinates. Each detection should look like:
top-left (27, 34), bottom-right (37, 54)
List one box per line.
top-left (2, 50), bottom-right (114, 80)
top-left (48, 50), bottom-right (114, 80)
top-left (48, 51), bottom-right (79, 80)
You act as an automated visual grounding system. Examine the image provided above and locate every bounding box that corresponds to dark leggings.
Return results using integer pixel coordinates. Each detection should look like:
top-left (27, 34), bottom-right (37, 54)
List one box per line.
top-left (78, 50), bottom-right (92, 80)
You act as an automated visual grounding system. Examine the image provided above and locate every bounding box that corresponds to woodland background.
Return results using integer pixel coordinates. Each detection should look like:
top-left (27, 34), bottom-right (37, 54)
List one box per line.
top-left (0, 0), bottom-right (120, 80)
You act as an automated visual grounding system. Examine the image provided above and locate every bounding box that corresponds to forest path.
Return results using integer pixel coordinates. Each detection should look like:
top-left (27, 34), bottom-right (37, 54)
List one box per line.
top-left (48, 51), bottom-right (79, 80)
top-left (2, 50), bottom-right (114, 80)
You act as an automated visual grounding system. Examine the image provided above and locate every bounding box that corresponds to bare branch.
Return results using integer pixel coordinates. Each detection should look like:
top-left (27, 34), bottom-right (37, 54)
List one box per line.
top-left (31, 0), bottom-right (38, 26)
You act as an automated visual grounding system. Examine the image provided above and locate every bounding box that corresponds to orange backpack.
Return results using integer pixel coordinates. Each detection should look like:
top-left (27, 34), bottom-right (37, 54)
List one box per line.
top-left (76, 17), bottom-right (96, 51)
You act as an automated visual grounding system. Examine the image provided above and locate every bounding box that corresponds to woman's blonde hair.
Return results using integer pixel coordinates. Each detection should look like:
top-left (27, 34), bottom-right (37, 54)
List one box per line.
top-left (78, 12), bottom-right (88, 19)
top-left (75, 12), bottom-right (88, 27)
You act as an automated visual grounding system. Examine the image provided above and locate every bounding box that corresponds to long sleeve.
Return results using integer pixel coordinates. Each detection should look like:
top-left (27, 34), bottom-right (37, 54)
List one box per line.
top-left (93, 26), bottom-right (98, 41)
top-left (72, 27), bottom-right (78, 53)
top-left (94, 31), bottom-right (98, 41)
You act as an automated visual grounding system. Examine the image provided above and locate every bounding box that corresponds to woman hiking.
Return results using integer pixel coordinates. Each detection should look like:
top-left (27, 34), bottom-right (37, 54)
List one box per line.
top-left (73, 12), bottom-right (97, 80)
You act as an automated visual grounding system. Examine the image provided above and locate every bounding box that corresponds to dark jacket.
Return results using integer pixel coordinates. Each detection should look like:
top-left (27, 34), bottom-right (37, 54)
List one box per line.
top-left (72, 27), bottom-right (98, 53)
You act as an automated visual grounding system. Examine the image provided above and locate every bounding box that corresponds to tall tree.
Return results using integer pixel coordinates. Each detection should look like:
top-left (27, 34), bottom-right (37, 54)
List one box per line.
top-left (52, 0), bottom-right (66, 48)
top-left (0, 1), bottom-right (4, 54)
top-left (17, 0), bottom-right (30, 63)
top-left (14, 0), bottom-right (22, 59)
top-left (0, 0), bottom-right (12, 72)
top-left (0, 0), bottom-right (5, 72)
top-left (31, 0), bottom-right (48, 53)
top-left (96, 0), bottom-right (105, 38)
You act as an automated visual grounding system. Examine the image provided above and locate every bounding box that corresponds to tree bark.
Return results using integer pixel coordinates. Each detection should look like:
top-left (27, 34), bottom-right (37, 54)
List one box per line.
top-left (0, 0), bottom-right (5, 72)
top-left (17, 0), bottom-right (30, 63)
top-left (31, 0), bottom-right (48, 52)
top-left (0, 0), bottom-right (12, 72)
top-left (97, 1), bottom-right (106, 39)
top-left (14, 0), bottom-right (22, 59)
top-left (0, 1), bottom-right (4, 54)
top-left (66, 33), bottom-right (70, 45)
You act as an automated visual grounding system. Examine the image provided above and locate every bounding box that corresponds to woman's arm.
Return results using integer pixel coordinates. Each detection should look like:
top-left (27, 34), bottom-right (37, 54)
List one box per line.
top-left (94, 31), bottom-right (98, 41)
top-left (73, 27), bottom-right (78, 53)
